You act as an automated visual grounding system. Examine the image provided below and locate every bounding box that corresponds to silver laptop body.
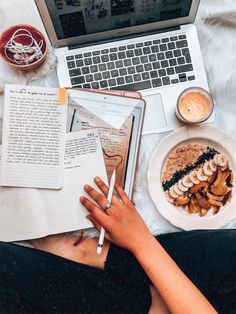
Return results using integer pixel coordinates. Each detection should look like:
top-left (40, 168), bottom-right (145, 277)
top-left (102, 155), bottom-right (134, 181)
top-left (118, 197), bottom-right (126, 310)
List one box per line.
top-left (35, 0), bottom-right (211, 134)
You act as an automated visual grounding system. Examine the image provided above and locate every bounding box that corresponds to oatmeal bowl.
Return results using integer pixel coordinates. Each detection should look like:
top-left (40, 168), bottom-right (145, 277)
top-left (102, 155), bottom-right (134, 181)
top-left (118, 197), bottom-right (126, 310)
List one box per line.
top-left (147, 126), bottom-right (236, 230)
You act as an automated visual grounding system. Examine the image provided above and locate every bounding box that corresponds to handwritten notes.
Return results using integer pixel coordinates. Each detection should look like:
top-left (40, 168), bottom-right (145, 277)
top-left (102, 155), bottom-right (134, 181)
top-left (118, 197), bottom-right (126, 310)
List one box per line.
top-left (0, 85), bottom-right (67, 189)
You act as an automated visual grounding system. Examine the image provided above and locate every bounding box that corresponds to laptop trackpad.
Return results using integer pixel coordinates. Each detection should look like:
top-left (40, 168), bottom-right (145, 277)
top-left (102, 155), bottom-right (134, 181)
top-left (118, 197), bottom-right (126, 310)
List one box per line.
top-left (142, 93), bottom-right (167, 134)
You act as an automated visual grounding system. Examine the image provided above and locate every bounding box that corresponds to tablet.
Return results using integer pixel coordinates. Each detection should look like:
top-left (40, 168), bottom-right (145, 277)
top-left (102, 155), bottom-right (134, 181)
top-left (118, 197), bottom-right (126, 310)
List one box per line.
top-left (67, 89), bottom-right (145, 197)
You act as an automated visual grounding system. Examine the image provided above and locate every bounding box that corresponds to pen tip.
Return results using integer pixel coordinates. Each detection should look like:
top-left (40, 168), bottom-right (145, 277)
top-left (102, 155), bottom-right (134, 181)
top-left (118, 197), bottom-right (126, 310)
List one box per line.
top-left (97, 247), bottom-right (102, 254)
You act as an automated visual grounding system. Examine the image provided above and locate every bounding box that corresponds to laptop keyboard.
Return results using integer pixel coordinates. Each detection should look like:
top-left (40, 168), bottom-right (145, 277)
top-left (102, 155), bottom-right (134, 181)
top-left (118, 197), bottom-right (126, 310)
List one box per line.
top-left (66, 34), bottom-right (195, 91)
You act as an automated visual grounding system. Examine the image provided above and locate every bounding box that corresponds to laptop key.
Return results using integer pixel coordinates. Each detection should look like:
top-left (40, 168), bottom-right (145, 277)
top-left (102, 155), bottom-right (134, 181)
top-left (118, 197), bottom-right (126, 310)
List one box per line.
top-left (185, 55), bottom-right (192, 63)
top-left (91, 82), bottom-right (99, 89)
top-left (102, 71), bottom-right (110, 79)
top-left (153, 61), bottom-right (160, 69)
top-left (179, 73), bottom-right (187, 82)
top-left (66, 56), bottom-right (74, 61)
top-left (175, 64), bottom-right (193, 73)
top-left (108, 78), bottom-right (116, 86)
top-left (69, 68), bottom-right (81, 77)
top-left (111, 69), bottom-right (119, 77)
top-left (161, 38), bottom-right (169, 43)
top-left (162, 77), bottom-right (170, 85)
top-left (93, 56), bottom-right (101, 64)
top-left (94, 73), bottom-right (102, 80)
top-left (101, 55), bottom-right (109, 62)
top-left (140, 55), bottom-right (148, 63)
top-left (84, 58), bottom-right (92, 65)
top-left (83, 83), bottom-right (91, 88)
top-left (75, 54), bottom-right (83, 59)
top-left (136, 65), bottom-right (144, 73)
top-left (118, 52), bottom-right (126, 59)
top-left (161, 60), bottom-right (169, 68)
top-left (169, 58), bottom-right (177, 66)
top-left (136, 42), bottom-right (143, 47)
top-left (115, 60), bottom-right (123, 68)
top-left (107, 62), bottom-right (115, 70)
top-left (110, 53), bottom-right (117, 61)
top-left (110, 47), bottom-right (117, 52)
top-left (153, 39), bottom-right (161, 44)
top-left (119, 68), bottom-right (127, 76)
top-left (151, 46), bottom-right (159, 53)
top-left (144, 41), bottom-right (152, 46)
top-left (125, 76), bottom-right (133, 83)
top-left (149, 54), bottom-right (157, 62)
top-left (76, 59), bottom-right (84, 67)
top-left (124, 59), bottom-right (132, 66)
top-left (119, 46), bottom-right (126, 51)
top-left (159, 44), bottom-right (167, 51)
top-left (85, 74), bottom-right (93, 82)
top-left (188, 75), bottom-right (195, 81)
top-left (144, 63), bottom-right (152, 71)
top-left (174, 49), bottom-right (181, 57)
top-left (165, 51), bottom-right (173, 59)
top-left (127, 44), bottom-right (135, 49)
top-left (179, 34), bottom-right (186, 40)
top-left (134, 49), bottom-right (142, 56)
top-left (143, 47), bottom-right (151, 54)
top-left (133, 74), bottom-right (141, 82)
top-left (90, 65), bottom-right (98, 73)
top-left (157, 52), bottom-right (165, 60)
top-left (158, 69), bottom-right (166, 76)
top-left (82, 67), bottom-right (90, 74)
top-left (132, 57), bottom-right (140, 65)
top-left (177, 57), bottom-right (186, 65)
top-left (101, 49), bottom-right (109, 54)
top-left (100, 80), bottom-right (108, 88)
top-left (142, 72), bottom-right (150, 80)
top-left (117, 77), bottom-right (125, 85)
top-left (73, 85), bottom-right (82, 88)
top-left (92, 50), bottom-right (100, 55)
top-left (170, 36), bottom-right (178, 41)
top-left (171, 79), bottom-right (179, 84)
top-left (152, 78), bottom-right (162, 87)
top-left (84, 52), bottom-right (91, 57)
top-left (167, 42), bottom-right (175, 50)
top-left (126, 50), bottom-right (134, 58)
top-left (150, 70), bottom-right (158, 78)
top-left (128, 66), bottom-right (135, 74)
top-left (176, 40), bottom-right (188, 48)
top-left (111, 80), bottom-right (152, 91)
top-left (99, 64), bottom-right (107, 71)
top-left (71, 76), bottom-right (85, 85)
top-left (67, 61), bottom-right (75, 69)
top-left (167, 67), bottom-right (174, 75)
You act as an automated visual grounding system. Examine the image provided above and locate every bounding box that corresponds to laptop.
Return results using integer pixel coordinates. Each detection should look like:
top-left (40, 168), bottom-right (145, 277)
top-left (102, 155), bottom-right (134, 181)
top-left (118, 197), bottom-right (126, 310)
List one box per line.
top-left (35, 0), bottom-right (211, 134)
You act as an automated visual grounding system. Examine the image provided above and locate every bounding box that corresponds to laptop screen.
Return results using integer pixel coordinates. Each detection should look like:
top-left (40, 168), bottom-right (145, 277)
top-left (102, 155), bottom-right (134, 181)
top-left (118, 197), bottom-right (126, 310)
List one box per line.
top-left (45, 0), bottom-right (193, 40)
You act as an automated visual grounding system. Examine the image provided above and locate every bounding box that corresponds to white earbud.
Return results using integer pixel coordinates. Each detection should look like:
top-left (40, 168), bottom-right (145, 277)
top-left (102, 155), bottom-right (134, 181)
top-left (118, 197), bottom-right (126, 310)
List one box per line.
top-left (4, 28), bottom-right (43, 65)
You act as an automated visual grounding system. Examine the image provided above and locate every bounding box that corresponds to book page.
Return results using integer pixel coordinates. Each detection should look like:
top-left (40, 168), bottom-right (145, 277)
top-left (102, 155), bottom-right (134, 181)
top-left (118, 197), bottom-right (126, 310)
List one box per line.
top-left (68, 99), bottom-right (133, 188)
top-left (0, 85), bottom-right (67, 189)
top-left (41, 129), bottom-right (108, 235)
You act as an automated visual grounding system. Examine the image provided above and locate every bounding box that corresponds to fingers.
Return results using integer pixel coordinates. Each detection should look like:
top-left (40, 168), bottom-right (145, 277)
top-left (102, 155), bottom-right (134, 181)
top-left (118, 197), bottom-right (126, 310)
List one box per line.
top-left (94, 177), bottom-right (120, 206)
top-left (80, 196), bottom-right (110, 228)
top-left (86, 215), bottom-right (102, 232)
top-left (115, 181), bottom-right (134, 207)
top-left (84, 184), bottom-right (109, 209)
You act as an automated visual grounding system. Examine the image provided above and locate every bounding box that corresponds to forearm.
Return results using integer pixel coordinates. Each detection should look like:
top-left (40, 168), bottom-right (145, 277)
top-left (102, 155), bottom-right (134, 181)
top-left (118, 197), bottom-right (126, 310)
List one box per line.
top-left (133, 236), bottom-right (217, 314)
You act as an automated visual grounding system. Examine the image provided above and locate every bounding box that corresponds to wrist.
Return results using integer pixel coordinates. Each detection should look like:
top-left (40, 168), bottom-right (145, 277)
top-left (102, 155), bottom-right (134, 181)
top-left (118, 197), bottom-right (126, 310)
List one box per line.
top-left (131, 233), bottom-right (157, 259)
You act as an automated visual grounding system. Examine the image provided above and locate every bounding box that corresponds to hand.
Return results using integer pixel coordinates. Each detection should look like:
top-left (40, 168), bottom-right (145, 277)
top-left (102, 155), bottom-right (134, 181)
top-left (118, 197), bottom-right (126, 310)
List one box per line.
top-left (80, 177), bottom-right (154, 255)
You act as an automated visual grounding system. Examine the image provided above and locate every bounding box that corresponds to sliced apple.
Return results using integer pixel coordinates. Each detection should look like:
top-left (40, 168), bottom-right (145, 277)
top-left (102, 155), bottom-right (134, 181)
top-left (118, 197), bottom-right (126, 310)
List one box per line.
top-left (195, 193), bottom-right (211, 210)
top-left (208, 198), bottom-right (223, 207)
top-left (213, 169), bottom-right (222, 187)
top-left (174, 196), bottom-right (189, 206)
top-left (190, 181), bottom-right (208, 194)
top-left (206, 191), bottom-right (224, 202)
top-left (212, 206), bottom-right (220, 215)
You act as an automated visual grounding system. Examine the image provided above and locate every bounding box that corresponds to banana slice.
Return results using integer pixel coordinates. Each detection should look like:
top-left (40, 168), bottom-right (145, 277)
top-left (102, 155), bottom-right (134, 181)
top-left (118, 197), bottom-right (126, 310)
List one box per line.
top-left (173, 184), bottom-right (184, 196)
top-left (209, 159), bottom-right (217, 172)
top-left (203, 161), bottom-right (213, 176)
top-left (189, 170), bottom-right (200, 184)
top-left (217, 154), bottom-right (228, 167)
top-left (177, 179), bottom-right (189, 192)
top-left (214, 154), bottom-right (220, 166)
top-left (169, 186), bottom-right (180, 199)
top-left (197, 167), bottom-right (209, 181)
top-left (182, 175), bottom-right (194, 188)
top-left (165, 191), bottom-right (174, 204)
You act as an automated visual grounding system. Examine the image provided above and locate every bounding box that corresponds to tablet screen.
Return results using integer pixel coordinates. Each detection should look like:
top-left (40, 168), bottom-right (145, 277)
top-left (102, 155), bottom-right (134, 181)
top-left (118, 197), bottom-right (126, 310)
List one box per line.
top-left (67, 89), bottom-right (144, 195)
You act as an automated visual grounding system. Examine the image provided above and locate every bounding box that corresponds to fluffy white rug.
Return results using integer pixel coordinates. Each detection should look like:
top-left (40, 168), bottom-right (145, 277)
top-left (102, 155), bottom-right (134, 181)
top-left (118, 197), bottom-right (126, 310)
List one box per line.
top-left (0, 0), bottom-right (236, 239)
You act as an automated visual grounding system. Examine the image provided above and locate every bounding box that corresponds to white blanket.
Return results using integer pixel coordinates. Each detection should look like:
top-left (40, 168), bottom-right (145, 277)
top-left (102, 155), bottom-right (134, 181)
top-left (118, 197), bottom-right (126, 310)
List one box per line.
top-left (0, 0), bottom-right (236, 238)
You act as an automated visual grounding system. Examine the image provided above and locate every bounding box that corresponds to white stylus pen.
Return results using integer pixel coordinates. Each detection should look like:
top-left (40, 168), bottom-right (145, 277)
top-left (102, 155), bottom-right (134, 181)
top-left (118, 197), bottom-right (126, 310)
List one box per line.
top-left (97, 170), bottom-right (116, 254)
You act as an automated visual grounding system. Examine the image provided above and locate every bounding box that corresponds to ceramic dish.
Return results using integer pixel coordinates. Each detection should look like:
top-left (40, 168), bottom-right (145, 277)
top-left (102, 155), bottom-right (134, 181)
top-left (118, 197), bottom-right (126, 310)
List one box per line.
top-left (147, 125), bottom-right (236, 230)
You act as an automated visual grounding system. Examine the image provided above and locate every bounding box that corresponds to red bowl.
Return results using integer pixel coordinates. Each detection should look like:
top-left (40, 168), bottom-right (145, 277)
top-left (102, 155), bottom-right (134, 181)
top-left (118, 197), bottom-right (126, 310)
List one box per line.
top-left (0, 24), bottom-right (47, 71)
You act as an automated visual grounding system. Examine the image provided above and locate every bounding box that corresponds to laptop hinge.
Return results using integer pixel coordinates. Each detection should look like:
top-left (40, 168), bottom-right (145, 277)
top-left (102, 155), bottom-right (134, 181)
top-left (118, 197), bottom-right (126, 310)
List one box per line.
top-left (68, 26), bottom-right (180, 50)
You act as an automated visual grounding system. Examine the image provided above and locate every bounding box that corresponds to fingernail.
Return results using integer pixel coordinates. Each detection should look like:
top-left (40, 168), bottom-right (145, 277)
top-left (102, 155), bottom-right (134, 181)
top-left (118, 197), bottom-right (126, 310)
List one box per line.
top-left (80, 196), bottom-right (85, 202)
top-left (84, 184), bottom-right (89, 190)
top-left (94, 177), bottom-right (100, 183)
